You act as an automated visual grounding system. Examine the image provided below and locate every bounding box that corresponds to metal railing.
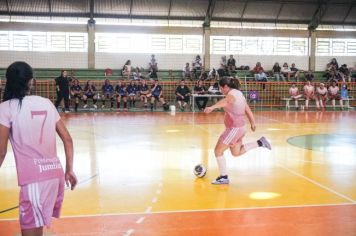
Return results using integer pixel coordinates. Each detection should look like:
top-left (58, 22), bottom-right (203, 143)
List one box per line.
top-left (1, 77), bottom-right (355, 108)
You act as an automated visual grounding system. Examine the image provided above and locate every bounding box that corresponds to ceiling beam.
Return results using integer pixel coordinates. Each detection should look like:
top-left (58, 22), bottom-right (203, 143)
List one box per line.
top-left (308, 0), bottom-right (330, 30)
top-left (342, 3), bottom-right (355, 24)
top-left (275, 3), bottom-right (284, 23)
top-left (89, 0), bottom-right (94, 20)
top-left (203, 0), bottom-right (217, 27)
top-left (129, 0), bottom-right (134, 18)
top-left (223, 0), bottom-right (349, 4)
top-left (167, 0), bottom-right (173, 20)
top-left (5, 0), bottom-right (11, 16)
top-left (240, 0), bottom-right (248, 22)
top-left (0, 11), bottom-right (355, 26)
top-left (48, 0), bottom-right (52, 17)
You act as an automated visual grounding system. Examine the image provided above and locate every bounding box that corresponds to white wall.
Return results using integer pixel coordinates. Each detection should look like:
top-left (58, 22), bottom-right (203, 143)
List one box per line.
top-left (0, 51), bottom-right (88, 69)
top-left (210, 54), bottom-right (309, 71)
top-left (95, 53), bottom-right (199, 70)
top-left (316, 56), bottom-right (356, 71)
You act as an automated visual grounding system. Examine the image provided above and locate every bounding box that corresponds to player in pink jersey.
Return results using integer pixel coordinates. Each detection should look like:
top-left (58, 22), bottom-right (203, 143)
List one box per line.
top-left (328, 80), bottom-right (343, 110)
top-left (288, 83), bottom-right (302, 110)
top-left (303, 81), bottom-right (319, 110)
top-left (0, 62), bottom-right (77, 236)
top-left (316, 83), bottom-right (328, 110)
top-left (204, 77), bottom-right (271, 184)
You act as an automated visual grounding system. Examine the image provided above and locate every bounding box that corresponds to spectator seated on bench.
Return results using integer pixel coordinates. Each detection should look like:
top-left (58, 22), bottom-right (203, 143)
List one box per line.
top-left (70, 78), bottom-right (82, 112)
top-left (175, 79), bottom-right (191, 111)
top-left (288, 83), bottom-right (303, 110)
top-left (193, 79), bottom-right (208, 111)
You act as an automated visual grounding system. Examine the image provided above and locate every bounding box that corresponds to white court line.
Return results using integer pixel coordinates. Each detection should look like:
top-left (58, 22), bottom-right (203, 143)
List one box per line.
top-left (123, 229), bottom-right (134, 236)
top-left (2, 202), bottom-right (354, 221)
top-left (276, 162), bottom-right (356, 203)
top-left (136, 217), bottom-right (145, 224)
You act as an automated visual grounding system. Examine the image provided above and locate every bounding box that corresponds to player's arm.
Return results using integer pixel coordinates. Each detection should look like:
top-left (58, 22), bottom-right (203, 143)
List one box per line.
top-left (204, 94), bottom-right (234, 113)
top-left (245, 103), bottom-right (256, 131)
top-left (56, 119), bottom-right (77, 190)
top-left (0, 124), bottom-right (9, 167)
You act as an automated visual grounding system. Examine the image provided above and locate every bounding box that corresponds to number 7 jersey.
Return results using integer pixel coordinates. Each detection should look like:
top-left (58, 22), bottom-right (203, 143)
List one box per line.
top-left (0, 96), bottom-right (64, 186)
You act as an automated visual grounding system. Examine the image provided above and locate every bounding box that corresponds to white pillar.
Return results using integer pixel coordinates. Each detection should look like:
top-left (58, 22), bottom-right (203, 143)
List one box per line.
top-left (203, 26), bottom-right (211, 70)
top-left (87, 20), bottom-right (95, 69)
top-left (309, 30), bottom-right (316, 71)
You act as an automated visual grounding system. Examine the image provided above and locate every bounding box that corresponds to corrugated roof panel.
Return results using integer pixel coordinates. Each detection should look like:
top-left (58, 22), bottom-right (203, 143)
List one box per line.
top-left (170, 0), bottom-right (208, 18)
top-left (213, 1), bottom-right (246, 19)
top-left (7, 0), bottom-right (49, 13)
top-left (322, 4), bottom-right (350, 23)
top-left (52, 0), bottom-right (89, 14)
top-left (344, 7), bottom-right (356, 24)
top-left (95, 0), bottom-right (131, 15)
top-left (243, 2), bottom-right (282, 20)
top-left (132, 0), bottom-right (171, 16)
top-left (0, 0), bottom-right (8, 11)
top-left (278, 3), bottom-right (318, 21)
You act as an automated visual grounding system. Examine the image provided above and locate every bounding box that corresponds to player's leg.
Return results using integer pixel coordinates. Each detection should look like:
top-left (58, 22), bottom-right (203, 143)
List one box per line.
top-left (211, 140), bottom-right (230, 185)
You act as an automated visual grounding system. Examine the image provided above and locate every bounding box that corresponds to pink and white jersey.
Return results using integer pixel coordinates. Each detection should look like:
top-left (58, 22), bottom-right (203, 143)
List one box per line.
top-left (289, 87), bottom-right (299, 96)
top-left (317, 87), bottom-right (327, 95)
top-left (304, 85), bottom-right (314, 95)
top-left (328, 86), bottom-right (339, 95)
top-left (0, 96), bottom-right (64, 186)
top-left (224, 89), bottom-right (246, 128)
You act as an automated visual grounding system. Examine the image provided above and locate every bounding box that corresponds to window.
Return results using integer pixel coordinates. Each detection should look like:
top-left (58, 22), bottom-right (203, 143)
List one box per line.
top-left (0, 31), bottom-right (87, 52)
top-left (211, 36), bottom-right (308, 55)
top-left (95, 33), bottom-right (202, 54)
top-left (316, 38), bottom-right (356, 56)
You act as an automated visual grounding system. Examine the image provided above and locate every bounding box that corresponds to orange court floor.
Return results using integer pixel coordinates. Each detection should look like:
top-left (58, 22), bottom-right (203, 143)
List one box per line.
top-left (0, 111), bottom-right (356, 236)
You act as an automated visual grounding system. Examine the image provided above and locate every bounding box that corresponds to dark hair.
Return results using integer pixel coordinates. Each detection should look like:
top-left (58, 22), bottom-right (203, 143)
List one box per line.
top-left (218, 77), bottom-right (241, 89)
top-left (3, 61), bottom-right (33, 104)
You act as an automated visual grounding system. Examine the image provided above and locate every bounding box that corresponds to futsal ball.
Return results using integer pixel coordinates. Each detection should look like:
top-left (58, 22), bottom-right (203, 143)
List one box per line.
top-left (194, 164), bottom-right (207, 178)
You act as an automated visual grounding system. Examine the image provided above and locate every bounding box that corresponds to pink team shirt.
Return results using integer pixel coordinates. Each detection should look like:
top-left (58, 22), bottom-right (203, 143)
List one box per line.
top-left (289, 87), bottom-right (299, 96)
top-left (304, 85), bottom-right (314, 96)
top-left (328, 86), bottom-right (339, 95)
top-left (317, 87), bottom-right (327, 95)
top-left (224, 89), bottom-right (246, 128)
top-left (0, 96), bottom-right (64, 186)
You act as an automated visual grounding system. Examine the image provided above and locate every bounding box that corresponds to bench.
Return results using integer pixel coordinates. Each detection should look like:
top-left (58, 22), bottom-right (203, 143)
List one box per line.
top-left (281, 97), bottom-right (305, 109)
top-left (282, 96), bottom-right (355, 110)
top-left (191, 94), bottom-right (225, 112)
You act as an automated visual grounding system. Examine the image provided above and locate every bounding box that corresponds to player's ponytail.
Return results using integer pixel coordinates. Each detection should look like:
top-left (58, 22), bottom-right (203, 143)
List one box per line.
top-left (3, 61), bottom-right (33, 105)
top-left (219, 77), bottom-right (241, 90)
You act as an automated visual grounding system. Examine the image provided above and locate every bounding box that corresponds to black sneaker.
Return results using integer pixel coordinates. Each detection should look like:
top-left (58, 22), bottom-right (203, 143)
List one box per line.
top-left (211, 175), bottom-right (229, 185)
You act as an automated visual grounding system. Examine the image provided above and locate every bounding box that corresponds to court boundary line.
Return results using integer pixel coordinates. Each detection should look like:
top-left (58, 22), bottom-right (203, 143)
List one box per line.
top-left (0, 202), bottom-right (355, 221)
top-left (276, 163), bottom-right (356, 203)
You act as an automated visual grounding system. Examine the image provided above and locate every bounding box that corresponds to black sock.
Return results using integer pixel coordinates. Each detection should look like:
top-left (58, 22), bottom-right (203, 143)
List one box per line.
top-left (257, 140), bottom-right (263, 147)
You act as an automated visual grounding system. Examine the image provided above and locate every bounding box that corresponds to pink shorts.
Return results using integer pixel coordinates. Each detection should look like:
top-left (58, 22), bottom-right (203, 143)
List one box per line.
top-left (19, 177), bottom-right (65, 230)
top-left (219, 127), bottom-right (246, 146)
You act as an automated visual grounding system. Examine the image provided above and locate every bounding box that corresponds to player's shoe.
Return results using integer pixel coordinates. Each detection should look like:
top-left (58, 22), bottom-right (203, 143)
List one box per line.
top-left (101, 105), bottom-right (105, 109)
top-left (259, 136), bottom-right (272, 150)
top-left (83, 104), bottom-right (88, 109)
top-left (211, 175), bottom-right (229, 185)
top-left (93, 104), bottom-right (97, 109)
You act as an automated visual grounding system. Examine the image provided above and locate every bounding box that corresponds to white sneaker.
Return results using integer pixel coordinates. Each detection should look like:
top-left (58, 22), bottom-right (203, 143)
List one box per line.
top-left (83, 104), bottom-right (88, 109)
top-left (101, 105), bottom-right (105, 109)
top-left (211, 176), bottom-right (229, 185)
top-left (259, 136), bottom-right (272, 150)
top-left (93, 104), bottom-right (97, 109)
